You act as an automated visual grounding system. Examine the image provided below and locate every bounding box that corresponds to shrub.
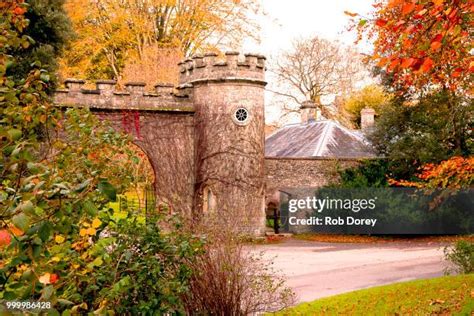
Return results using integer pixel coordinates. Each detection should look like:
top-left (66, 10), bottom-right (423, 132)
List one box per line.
top-left (444, 240), bottom-right (474, 274)
top-left (69, 211), bottom-right (205, 314)
top-left (182, 227), bottom-right (295, 315)
top-left (336, 159), bottom-right (391, 188)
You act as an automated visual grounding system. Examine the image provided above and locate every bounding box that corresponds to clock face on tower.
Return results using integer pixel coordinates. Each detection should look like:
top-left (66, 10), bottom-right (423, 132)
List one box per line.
top-left (233, 107), bottom-right (250, 126)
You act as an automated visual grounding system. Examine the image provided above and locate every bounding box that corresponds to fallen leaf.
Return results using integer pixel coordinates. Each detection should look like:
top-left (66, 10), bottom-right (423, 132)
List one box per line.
top-left (39, 273), bottom-right (51, 285)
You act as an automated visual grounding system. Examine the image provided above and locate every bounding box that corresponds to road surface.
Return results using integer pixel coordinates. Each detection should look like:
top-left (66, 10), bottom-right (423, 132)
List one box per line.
top-left (254, 239), bottom-right (448, 303)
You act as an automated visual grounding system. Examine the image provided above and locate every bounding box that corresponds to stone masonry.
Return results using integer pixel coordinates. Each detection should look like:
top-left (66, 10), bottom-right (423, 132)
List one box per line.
top-left (54, 52), bottom-right (267, 235)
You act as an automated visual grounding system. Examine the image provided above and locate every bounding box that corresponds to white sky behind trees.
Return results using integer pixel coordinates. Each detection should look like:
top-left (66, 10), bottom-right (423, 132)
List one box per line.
top-left (241, 1), bottom-right (375, 125)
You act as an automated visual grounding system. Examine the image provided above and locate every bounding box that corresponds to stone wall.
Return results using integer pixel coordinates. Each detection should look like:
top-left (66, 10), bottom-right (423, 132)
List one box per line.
top-left (265, 157), bottom-right (361, 234)
top-left (265, 157), bottom-right (360, 193)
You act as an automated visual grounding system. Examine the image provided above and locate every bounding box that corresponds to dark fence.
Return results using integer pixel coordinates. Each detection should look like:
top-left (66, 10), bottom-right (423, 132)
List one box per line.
top-left (118, 185), bottom-right (156, 216)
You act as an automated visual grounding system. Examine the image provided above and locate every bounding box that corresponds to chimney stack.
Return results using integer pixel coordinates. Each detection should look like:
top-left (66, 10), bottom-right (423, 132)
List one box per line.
top-left (301, 101), bottom-right (320, 124)
top-left (361, 107), bottom-right (375, 129)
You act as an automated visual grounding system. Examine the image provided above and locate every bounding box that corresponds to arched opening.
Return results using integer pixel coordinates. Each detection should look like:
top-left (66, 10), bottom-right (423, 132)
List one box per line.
top-left (109, 143), bottom-right (156, 217)
top-left (202, 186), bottom-right (216, 215)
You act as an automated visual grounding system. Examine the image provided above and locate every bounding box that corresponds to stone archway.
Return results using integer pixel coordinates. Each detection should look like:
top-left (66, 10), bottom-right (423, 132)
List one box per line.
top-left (92, 109), bottom-right (196, 216)
top-left (116, 142), bottom-right (156, 215)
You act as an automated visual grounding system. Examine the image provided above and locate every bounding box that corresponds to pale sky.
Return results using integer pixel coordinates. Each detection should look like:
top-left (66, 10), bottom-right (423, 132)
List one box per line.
top-left (241, 1), bottom-right (375, 125)
top-left (243, 0), bottom-right (374, 54)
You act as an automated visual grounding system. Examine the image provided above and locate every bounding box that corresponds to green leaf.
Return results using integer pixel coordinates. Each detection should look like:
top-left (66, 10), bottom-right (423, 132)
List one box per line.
top-left (57, 299), bottom-right (74, 306)
top-left (358, 19), bottom-right (367, 27)
top-left (83, 200), bottom-right (98, 216)
top-left (41, 285), bottom-right (54, 300)
top-left (20, 200), bottom-right (35, 214)
top-left (98, 181), bottom-right (117, 201)
top-left (40, 73), bottom-right (50, 82)
top-left (12, 213), bottom-right (30, 232)
top-left (93, 257), bottom-right (103, 266)
top-left (38, 221), bottom-right (52, 242)
top-left (7, 128), bottom-right (22, 141)
top-left (87, 256), bottom-right (103, 269)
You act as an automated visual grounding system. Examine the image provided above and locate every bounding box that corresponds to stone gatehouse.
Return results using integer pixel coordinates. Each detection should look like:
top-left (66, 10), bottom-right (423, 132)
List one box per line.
top-left (54, 51), bottom-right (376, 235)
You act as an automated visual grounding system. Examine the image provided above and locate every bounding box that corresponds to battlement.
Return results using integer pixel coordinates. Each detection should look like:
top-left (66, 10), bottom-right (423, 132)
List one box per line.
top-left (178, 51), bottom-right (266, 84)
top-left (54, 79), bottom-right (194, 112)
top-left (53, 51), bottom-right (266, 111)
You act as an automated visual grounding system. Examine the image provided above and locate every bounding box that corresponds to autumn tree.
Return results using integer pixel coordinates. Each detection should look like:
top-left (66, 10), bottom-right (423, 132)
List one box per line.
top-left (347, 0), bottom-right (473, 94)
top-left (389, 156), bottom-right (474, 189)
top-left (10, 0), bottom-right (73, 88)
top-left (344, 84), bottom-right (392, 127)
top-left (368, 90), bottom-right (472, 178)
top-left (60, 0), bottom-right (260, 83)
top-left (120, 46), bottom-right (181, 86)
top-left (269, 36), bottom-right (367, 123)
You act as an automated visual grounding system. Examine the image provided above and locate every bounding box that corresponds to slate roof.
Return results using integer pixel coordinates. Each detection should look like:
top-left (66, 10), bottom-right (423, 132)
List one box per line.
top-left (265, 120), bottom-right (376, 159)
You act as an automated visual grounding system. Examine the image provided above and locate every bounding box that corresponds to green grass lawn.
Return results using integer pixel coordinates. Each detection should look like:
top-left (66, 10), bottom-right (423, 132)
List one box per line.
top-left (273, 274), bottom-right (474, 315)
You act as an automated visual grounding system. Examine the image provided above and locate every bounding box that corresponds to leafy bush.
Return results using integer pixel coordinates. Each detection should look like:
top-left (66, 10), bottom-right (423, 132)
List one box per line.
top-left (444, 240), bottom-right (474, 274)
top-left (59, 211), bottom-right (204, 314)
top-left (336, 159), bottom-right (391, 188)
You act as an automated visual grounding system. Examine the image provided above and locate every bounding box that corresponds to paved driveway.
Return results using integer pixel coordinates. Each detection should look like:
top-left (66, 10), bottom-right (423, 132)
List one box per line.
top-left (254, 239), bottom-right (449, 303)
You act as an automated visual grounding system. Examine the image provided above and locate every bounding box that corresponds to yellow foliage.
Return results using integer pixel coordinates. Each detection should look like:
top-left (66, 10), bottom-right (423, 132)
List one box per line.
top-left (54, 235), bottom-right (65, 243)
top-left (91, 218), bottom-right (102, 229)
top-left (344, 84), bottom-right (392, 127)
top-left (60, 0), bottom-right (260, 82)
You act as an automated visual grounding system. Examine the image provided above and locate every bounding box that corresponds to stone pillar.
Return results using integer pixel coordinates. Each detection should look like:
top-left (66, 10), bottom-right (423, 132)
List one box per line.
top-left (64, 78), bottom-right (85, 93)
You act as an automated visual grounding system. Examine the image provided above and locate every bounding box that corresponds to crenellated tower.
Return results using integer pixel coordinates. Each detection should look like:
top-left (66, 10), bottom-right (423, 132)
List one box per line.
top-left (181, 51), bottom-right (267, 235)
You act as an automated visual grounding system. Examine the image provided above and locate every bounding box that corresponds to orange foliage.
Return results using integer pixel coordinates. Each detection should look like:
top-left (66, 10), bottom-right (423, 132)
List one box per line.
top-left (348, 0), bottom-right (473, 93)
top-left (389, 156), bottom-right (474, 189)
top-left (120, 45), bottom-right (181, 87)
top-left (0, 230), bottom-right (12, 248)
